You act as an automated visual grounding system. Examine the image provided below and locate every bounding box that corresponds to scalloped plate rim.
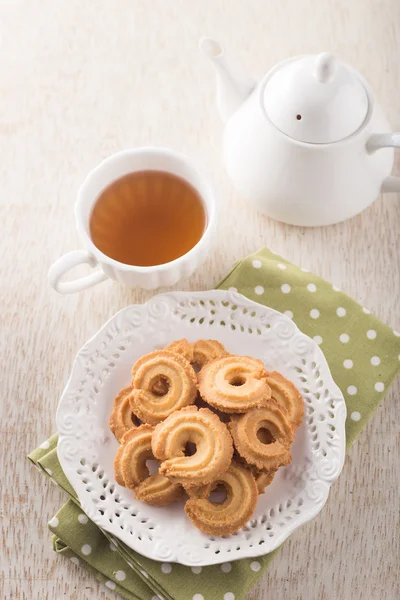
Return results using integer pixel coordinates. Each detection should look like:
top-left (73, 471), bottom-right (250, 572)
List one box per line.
top-left (56, 289), bottom-right (347, 565)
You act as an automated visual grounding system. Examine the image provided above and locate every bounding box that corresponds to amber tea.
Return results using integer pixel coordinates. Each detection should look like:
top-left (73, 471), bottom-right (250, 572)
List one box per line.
top-left (89, 170), bottom-right (207, 267)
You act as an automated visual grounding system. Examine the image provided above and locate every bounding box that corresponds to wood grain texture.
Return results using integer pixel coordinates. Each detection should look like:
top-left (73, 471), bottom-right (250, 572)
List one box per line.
top-left (0, 0), bottom-right (399, 599)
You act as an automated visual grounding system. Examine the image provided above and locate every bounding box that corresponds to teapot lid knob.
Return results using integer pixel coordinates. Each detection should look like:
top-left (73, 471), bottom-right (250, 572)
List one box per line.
top-left (314, 52), bottom-right (335, 83)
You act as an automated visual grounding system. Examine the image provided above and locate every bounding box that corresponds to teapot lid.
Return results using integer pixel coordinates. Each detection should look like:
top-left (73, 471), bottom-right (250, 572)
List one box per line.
top-left (262, 53), bottom-right (369, 144)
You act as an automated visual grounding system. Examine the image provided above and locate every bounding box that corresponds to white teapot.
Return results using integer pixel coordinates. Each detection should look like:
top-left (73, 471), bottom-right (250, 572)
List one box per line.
top-left (200, 38), bottom-right (400, 226)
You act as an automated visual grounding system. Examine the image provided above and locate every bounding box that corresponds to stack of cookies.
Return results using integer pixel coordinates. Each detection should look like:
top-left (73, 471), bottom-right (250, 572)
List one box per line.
top-left (110, 339), bottom-right (304, 536)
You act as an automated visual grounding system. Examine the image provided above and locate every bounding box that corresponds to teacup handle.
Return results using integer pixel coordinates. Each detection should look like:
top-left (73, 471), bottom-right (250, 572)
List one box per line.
top-left (367, 132), bottom-right (400, 193)
top-left (48, 250), bottom-right (108, 294)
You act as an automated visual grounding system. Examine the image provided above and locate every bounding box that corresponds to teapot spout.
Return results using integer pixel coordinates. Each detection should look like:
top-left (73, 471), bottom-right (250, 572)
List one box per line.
top-left (200, 38), bottom-right (255, 123)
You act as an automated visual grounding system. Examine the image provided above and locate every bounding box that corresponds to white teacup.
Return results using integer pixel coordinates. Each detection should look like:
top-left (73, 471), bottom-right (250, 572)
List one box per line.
top-left (48, 148), bottom-right (216, 294)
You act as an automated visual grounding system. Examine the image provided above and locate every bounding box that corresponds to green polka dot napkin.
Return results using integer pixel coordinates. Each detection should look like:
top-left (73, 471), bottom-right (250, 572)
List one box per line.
top-left (28, 247), bottom-right (400, 600)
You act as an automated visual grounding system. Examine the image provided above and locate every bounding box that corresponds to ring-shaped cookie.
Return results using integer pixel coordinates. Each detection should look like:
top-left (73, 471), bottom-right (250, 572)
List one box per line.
top-left (185, 461), bottom-right (258, 535)
top-left (113, 428), bottom-right (137, 486)
top-left (192, 339), bottom-right (228, 369)
top-left (120, 424), bottom-right (154, 489)
top-left (130, 350), bottom-right (197, 424)
top-left (109, 387), bottom-right (140, 442)
top-left (198, 355), bottom-right (271, 413)
top-left (229, 403), bottom-right (294, 470)
top-left (114, 425), bottom-right (182, 506)
top-left (152, 406), bottom-right (233, 486)
top-left (265, 371), bottom-right (304, 429)
top-left (165, 338), bottom-right (228, 370)
top-left (165, 339), bottom-right (194, 363)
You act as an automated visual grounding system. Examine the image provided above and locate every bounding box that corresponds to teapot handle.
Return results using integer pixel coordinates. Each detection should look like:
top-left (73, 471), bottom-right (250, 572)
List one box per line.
top-left (367, 133), bottom-right (400, 193)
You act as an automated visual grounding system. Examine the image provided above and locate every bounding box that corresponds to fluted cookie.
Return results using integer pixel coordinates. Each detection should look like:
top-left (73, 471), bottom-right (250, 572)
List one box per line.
top-left (165, 339), bottom-right (194, 363)
top-left (265, 371), bottom-right (304, 429)
top-left (130, 350), bottom-right (197, 424)
top-left (192, 339), bottom-right (228, 369)
top-left (198, 355), bottom-right (271, 413)
top-left (120, 424), bottom-right (155, 489)
top-left (114, 425), bottom-right (182, 506)
top-left (165, 338), bottom-right (228, 370)
top-left (109, 387), bottom-right (140, 442)
top-left (113, 428), bottom-right (138, 486)
top-left (229, 403), bottom-right (293, 470)
top-left (185, 461), bottom-right (258, 535)
top-left (152, 406), bottom-right (233, 486)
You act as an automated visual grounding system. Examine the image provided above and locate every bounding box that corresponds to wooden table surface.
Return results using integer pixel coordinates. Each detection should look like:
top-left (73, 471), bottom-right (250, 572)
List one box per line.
top-left (1, 1), bottom-right (399, 599)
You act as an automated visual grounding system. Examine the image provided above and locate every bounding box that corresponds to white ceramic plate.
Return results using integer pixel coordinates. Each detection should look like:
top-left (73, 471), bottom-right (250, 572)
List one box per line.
top-left (56, 290), bottom-right (346, 566)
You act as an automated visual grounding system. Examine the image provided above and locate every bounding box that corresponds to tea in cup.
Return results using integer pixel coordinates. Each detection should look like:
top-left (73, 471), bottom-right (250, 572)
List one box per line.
top-left (48, 148), bottom-right (216, 293)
